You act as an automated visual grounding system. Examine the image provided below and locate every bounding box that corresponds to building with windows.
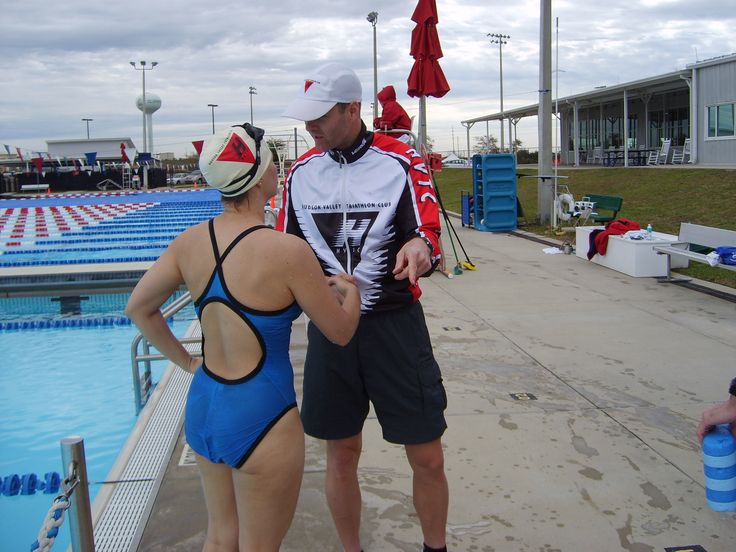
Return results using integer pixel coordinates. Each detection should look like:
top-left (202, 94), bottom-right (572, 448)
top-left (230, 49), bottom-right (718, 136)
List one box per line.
top-left (462, 53), bottom-right (736, 167)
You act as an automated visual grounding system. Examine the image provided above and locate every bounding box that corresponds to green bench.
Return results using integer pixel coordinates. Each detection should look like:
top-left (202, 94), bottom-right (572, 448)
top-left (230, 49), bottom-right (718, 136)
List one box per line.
top-left (583, 194), bottom-right (623, 224)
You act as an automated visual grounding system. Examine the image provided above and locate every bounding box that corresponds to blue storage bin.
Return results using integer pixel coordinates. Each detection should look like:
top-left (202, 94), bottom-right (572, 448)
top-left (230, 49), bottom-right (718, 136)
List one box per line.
top-left (472, 154), bottom-right (517, 232)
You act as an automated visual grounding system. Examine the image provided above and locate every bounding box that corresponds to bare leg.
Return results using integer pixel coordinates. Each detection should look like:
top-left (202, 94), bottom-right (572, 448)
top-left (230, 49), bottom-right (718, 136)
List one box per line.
top-left (325, 434), bottom-right (363, 552)
top-left (233, 409), bottom-right (305, 551)
top-left (195, 455), bottom-right (239, 552)
top-left (405, 439), bottom-right (448, 549)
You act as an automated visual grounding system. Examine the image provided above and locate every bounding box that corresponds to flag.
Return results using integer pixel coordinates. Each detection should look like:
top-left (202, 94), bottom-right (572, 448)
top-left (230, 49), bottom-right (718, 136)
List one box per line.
top-left (85, 152), bottom-right (97, 167)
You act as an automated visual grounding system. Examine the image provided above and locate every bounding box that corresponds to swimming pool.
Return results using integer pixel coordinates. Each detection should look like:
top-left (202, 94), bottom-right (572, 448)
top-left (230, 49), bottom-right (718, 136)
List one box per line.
top-left (0, 189), bottom-right (222, 267)
top-left (0, 190), bottom-right (216, 550)
top-left (0, 293), bottom-right (196, 551)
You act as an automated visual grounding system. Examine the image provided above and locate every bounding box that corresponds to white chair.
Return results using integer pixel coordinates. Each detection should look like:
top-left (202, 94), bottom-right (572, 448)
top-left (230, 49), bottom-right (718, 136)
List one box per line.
top-left (656, 139), bottom-right (672, 164)
top-left (646, 147), bottom-right (659, 165)
top-left (672, 138), bottom-right (691, 164)
top-left (589, 146), bottom-right (602, 165)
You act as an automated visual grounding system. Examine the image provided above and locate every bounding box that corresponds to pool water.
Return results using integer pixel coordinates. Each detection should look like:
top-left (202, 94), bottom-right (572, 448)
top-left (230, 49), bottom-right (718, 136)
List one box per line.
top-left (0, 294), bottom-right (196, 551)
top-left (0, 190), bottom-right (222, 267)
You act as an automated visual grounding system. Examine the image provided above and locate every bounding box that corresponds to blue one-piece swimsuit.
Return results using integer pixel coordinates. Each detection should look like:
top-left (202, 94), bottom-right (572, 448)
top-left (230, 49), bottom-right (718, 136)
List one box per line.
top-left (184, 220), bottom-right (302, 469)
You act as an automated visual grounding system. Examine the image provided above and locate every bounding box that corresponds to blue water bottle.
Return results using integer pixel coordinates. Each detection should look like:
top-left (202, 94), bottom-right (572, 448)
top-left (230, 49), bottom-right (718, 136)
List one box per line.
top-left (702, 424), bottom-right (736, 511)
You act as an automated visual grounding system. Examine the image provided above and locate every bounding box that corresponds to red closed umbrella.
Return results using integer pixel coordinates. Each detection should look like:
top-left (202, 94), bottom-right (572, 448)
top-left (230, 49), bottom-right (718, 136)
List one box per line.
top-left (407, 0), bottom-right (450, 148)
top-left (120, 142), bottom-right (130, 164)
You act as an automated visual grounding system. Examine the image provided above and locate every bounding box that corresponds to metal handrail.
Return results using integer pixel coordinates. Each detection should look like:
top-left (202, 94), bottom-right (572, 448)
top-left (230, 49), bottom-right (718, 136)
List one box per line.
top-left (130, 291), bottom-right (195, 414)
top-left (374, 127), bottom-right (417, 145)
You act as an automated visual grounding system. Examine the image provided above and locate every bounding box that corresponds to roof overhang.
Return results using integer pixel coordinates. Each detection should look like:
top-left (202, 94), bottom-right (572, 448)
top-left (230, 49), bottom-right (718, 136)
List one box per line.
top-left (461, 68), bottom-right (691, 125)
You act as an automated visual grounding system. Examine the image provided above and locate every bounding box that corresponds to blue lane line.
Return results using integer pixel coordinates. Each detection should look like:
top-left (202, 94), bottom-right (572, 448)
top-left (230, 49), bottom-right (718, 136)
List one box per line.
top-left (0, 188), bottom-right (221, 208)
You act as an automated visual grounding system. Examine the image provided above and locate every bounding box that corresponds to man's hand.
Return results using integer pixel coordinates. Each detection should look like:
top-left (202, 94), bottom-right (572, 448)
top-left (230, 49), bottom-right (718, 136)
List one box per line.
top-left (392, 237), bottom-right (432, 286)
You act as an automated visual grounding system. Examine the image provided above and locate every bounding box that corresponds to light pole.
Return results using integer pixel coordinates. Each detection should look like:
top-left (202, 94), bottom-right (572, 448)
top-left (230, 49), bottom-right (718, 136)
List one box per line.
top-left (207, 104), bottom-right (218, 134)
top-left (367, 11), bottom-right (379, 123)
top-left (129, 60), bottom-right (158, 153)
top-left (488, 33), bottom-right (510, 151)
top-left (82, 118), bottom-right (93, 139)
top-left (248, 86), bottom-right (257, 124)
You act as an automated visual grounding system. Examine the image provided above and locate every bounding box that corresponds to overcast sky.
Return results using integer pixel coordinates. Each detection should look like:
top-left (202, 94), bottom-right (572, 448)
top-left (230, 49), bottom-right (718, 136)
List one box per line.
top-left (2, 0), bottom-right (735, 158)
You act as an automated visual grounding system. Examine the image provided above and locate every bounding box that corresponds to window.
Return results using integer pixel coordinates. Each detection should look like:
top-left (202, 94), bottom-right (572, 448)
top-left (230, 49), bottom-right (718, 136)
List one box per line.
top-left (707, 103), bottom-right (735, 138)
top-left (665, 108), bottom-right (689, 146)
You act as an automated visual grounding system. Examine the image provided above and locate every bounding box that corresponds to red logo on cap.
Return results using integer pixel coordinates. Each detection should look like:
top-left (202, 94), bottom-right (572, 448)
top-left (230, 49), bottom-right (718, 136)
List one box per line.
top-left (217, 133), bottom-right (256, 164)
top-left (304, 79), bottom-right (318, 92)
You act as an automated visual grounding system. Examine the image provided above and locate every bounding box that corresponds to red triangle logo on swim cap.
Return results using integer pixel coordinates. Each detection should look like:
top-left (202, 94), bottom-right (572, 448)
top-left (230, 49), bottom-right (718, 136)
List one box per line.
top-left (305, 79), bottom-right (316, 92)
top-left (217, 133), bottom-right (256, 164)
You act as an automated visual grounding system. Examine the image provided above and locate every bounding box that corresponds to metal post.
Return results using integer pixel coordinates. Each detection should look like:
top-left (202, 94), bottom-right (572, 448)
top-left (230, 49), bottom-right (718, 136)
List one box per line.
top-left (130, 61), bottom-right (158, 154)
top-left (61, 436), bottom-right (95, 552)
top-left (367, 12), bottom-right (379, 122)
top-left (131, 335), bottom-right (143, 413)
top-left (623, 89), bottom-right (629, 167)
top-left (82, 118), bottom-right (93, 140)
top-left (488, 33), bottom-right (510, 152)
top-left (293, 128), bottom-right (298, 160)
top-left (499, 40), bottom-right (505, 151)
top-left (462, 122), bottom-right (473, 162)
top-left (538, 0), bottom-right (553, 225)
top-left (141, 69), bottom-right (147, 153)
top-left (249, 86), bottom-right (257, 125)
top-left (208, 104), bottom-right (218, 134)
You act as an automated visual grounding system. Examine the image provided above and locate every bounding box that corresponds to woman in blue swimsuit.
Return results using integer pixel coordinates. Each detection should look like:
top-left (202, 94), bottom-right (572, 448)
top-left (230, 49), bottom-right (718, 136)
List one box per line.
top-left (126, 123), bottom-right (361, 551)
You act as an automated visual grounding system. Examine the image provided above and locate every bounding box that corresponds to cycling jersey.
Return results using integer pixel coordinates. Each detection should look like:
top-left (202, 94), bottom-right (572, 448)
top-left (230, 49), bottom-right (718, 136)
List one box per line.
top-left (276, 124), bottom-right (441, 313)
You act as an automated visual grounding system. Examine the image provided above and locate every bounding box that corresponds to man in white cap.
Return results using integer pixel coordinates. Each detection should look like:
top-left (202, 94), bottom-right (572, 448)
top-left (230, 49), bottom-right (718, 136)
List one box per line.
top-left (277, 62), bottom-right (449, 552)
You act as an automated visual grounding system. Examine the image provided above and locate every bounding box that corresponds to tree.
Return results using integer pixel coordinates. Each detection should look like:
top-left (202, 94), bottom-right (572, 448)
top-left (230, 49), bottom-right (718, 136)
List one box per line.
top-left (473, 135), bottom-right (498, 154)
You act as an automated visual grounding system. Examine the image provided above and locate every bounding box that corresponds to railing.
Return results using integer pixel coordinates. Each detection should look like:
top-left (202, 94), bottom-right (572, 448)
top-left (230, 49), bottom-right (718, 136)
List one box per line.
top-left (130, 291), bottom-right (198, 414)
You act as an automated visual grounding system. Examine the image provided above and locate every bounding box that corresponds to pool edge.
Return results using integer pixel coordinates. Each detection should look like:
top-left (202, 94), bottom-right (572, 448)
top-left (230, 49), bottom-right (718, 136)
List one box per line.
top-left (89, 319), bottom-right (200, 551)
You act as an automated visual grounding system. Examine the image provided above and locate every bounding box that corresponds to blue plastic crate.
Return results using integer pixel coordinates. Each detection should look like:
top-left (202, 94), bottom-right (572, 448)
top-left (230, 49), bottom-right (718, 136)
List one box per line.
top-left (472, 154), bottom-right (517, 232)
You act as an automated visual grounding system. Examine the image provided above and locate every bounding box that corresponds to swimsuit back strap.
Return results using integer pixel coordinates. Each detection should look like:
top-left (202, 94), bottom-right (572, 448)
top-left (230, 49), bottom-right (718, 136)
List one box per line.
top-left (207, 218), bottom-right (221, 262)
top-left (218, 224), bottom-right (270, 264)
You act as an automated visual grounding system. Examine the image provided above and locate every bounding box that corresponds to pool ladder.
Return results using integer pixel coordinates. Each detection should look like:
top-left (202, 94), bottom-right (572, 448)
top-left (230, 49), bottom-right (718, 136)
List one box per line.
top-left (130, 291), bottom-right (200, 414)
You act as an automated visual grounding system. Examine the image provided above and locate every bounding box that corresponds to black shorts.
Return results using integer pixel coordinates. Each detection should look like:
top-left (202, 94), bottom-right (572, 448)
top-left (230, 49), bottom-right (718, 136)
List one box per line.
top-left (300, 301), bottom-right (447, 445)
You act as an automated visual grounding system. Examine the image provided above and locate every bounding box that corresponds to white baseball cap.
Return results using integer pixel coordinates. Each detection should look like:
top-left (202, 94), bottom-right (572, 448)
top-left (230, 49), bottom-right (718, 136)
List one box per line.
top-left (283, 62), bottom-right (363, 121)
top-left (198, 124), bottom-right (273, 198)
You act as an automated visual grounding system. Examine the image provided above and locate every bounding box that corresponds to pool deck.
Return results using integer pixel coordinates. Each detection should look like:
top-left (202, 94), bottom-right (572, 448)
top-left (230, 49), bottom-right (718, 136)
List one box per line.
top-left (135, 222), bottom-right (736, 552)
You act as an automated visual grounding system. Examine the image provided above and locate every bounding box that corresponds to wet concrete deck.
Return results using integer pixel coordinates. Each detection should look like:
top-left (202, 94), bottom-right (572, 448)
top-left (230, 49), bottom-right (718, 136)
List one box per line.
top-left (136, 223), bottom-right (736, 552)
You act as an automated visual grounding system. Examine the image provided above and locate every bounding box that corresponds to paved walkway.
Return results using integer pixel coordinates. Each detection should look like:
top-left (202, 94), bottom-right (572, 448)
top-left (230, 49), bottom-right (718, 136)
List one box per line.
top-left (137, 223), bottom-right (736, 552)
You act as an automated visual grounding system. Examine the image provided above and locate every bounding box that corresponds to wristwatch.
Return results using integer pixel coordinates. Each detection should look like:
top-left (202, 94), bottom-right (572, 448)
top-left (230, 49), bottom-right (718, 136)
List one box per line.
top-left (729, 377), bottom-right (736, 397)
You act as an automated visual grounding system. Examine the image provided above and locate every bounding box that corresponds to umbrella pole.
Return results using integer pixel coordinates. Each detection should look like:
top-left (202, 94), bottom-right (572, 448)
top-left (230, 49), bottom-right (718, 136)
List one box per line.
top-left (418, 95), bottom-right (427, 150)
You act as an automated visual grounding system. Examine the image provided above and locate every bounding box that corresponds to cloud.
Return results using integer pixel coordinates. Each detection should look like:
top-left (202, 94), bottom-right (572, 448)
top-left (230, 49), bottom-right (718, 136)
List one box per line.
top-left (1, 0), bottom-right (734, 156)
